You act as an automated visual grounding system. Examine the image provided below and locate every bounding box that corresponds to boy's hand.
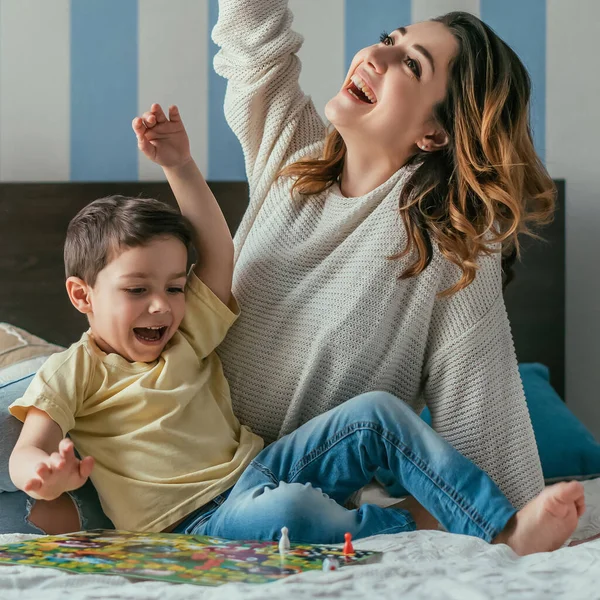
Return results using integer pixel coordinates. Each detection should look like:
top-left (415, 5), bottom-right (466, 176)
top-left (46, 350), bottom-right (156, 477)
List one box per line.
top-left (23, 438), bottom-right (94, 501)
top-left (132, 103), bottom-right (191, 168)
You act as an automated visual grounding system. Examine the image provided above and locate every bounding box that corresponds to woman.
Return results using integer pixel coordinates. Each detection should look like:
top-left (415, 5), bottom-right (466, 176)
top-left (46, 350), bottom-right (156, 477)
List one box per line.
top-left (213, 1), bottom-right (552, 509)
top-left (0, 1), bottom-right (552, 532)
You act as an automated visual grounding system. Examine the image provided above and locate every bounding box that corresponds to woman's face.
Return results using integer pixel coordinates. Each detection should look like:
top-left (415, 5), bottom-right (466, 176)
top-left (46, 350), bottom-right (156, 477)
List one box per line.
top-left (325, 21), bottom-right (458, 157)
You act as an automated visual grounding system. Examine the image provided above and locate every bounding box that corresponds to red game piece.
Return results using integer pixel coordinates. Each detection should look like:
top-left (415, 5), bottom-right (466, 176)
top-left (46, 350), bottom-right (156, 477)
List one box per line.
top-left (343, 532), bottom-right (354, 555)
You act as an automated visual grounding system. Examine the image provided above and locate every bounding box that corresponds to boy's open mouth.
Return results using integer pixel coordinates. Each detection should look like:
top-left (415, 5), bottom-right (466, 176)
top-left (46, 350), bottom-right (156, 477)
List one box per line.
top-left (133, 326), bottom-right (168, 343)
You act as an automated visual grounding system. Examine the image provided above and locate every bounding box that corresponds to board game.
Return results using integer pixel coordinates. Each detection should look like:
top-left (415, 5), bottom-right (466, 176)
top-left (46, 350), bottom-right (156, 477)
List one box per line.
top-left (0, 529), bottom-right (381, 586)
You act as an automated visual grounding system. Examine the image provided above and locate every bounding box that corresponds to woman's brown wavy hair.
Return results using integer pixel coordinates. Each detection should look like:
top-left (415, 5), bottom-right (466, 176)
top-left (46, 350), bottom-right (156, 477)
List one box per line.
top-left (279, 11), bottom-right (555, 295)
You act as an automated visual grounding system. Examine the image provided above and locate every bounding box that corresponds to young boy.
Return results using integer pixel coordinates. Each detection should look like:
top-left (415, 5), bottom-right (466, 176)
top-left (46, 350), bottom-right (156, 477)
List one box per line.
top-left (9, 104), bottom-right (584, 555)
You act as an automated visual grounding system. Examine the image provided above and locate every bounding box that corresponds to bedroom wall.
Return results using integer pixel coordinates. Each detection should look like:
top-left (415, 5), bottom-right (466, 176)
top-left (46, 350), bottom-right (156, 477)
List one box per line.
top-left (0, 0), bottom-right (599, 435)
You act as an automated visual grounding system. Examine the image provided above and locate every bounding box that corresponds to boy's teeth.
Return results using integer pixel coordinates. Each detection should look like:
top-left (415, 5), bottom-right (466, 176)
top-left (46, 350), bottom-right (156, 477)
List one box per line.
top-left (134, 326), bottom-right (166, 342)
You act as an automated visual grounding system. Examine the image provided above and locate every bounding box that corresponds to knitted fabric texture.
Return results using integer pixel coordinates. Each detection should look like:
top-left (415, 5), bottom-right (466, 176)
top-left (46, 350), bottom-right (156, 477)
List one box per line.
top-left (213, 0), bottom-right (544, 509)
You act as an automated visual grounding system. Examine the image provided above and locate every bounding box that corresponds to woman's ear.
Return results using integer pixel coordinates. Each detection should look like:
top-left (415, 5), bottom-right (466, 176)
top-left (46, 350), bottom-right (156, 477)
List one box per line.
top-left (416, 127), bottom-right (449, 152)
top-left (66, 277), bottom-right (93, 314)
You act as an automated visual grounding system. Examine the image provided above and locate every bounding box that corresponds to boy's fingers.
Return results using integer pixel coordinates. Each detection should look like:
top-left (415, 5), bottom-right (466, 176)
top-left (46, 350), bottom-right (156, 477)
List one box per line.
top-left (138, 127), bottom-right (163, 142)
top-left (132, 116), bottom-right (146, 137)
top-left (137, 136), bottom-right (155, 157)
top-left (24, 478), bottom-right (42, 493)
top-left (79, 456), bottom-right (95, 480)
top-left (168, 105), bottom-right (181, 122)
top-left (49, 452), bottom-right (65, 471)
top-left (58, 438), bottom-right (76, 462)
top-left (151, 103), bottom-right (168, 123)
top-left (142, 111), bottom-right (156, 128)
top-left (35, 462), bottom-right (51, 478)
top-left (58, 438), bottom-right (73, 454)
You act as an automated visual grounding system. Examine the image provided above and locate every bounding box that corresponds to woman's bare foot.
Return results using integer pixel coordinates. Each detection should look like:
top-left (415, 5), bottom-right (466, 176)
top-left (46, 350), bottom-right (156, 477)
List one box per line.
top-left (493, 481), bottom-right (585, 556)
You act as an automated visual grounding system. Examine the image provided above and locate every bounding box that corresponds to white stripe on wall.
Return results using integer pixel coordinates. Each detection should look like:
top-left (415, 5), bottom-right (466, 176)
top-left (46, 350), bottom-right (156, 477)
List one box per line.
top-left (138, 0), bottom-right (209, 181)
top-left (411, 0), bottom-right (480, 22)
top-left (546, 0), bottom-right (600, 434)
top-left (0, 0), bottom-right (70, 182)
top-left (290, 0), bottom-right (346, 123)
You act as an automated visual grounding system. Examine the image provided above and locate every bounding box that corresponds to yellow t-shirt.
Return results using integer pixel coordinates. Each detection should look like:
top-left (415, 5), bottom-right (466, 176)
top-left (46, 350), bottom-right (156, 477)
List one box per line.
top-left (10, 273), bottom-right (264, 532)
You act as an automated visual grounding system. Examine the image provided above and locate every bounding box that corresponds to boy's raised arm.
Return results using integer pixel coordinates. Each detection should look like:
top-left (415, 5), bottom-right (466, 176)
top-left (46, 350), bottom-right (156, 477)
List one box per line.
top-left (133, 104), bottom-right (234, 306)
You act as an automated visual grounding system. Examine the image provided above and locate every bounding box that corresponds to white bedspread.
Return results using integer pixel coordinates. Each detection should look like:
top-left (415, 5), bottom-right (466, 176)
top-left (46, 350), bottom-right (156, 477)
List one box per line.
top-left (2, 479), bottom-right (600, 600)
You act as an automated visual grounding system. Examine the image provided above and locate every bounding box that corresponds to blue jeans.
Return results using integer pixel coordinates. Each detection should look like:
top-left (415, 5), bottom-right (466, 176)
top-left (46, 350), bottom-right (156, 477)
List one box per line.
top-left (173, 392), bottom-right (516, 543)
top-left (0, 374), bottom-right (113, 533)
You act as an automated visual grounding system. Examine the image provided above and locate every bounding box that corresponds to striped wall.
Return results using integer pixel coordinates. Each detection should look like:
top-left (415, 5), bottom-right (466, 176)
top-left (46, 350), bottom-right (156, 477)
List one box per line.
top-left (1, 0), bottom-right (599, 434)
top-left (0, 0), bottom-right (554, 182)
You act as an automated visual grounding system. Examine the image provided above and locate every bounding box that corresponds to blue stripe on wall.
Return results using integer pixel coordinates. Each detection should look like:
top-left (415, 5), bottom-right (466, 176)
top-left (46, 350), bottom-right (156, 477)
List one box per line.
top-left (207, 0), bottom-right (245, 181)
top-left (480, 0), bottom-right (546, 162)
top-left (344, 0), bottom-right (411, 71)
top-left (70, 0), bottom-right (138, 181)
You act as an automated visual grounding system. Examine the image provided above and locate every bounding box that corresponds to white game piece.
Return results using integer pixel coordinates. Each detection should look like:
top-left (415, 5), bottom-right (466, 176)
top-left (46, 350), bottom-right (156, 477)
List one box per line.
top-left (322, 557), bottom-right (340, 571)
top-left (278, 526), bottom-right (290, 554)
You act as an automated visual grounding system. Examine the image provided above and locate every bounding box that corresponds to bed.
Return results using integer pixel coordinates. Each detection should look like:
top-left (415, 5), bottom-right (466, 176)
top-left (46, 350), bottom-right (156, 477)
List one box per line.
top-left (2, 180), bottom-right (599, 599)
top-left (0, 476), bottom-right (598, 599)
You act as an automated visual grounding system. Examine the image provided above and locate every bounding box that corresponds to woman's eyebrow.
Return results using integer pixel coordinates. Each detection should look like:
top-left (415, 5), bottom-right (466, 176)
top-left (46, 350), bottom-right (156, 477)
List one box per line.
top-left (394, 26), bottom-right (435, 73)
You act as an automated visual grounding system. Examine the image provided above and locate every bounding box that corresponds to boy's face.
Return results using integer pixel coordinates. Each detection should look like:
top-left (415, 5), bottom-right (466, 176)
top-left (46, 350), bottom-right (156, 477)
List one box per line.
top-left (79, 237), bottom-right (188, 363)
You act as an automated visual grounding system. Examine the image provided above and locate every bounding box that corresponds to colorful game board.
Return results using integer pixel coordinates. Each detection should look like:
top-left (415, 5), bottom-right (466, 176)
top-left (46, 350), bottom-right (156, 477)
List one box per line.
top-left (0, 529), bottom-right (381, 586)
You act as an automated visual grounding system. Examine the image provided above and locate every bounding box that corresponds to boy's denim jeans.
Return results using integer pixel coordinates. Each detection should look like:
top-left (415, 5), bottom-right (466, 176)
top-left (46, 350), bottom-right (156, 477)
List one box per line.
top-left (173, 392), bottom-right (516, 543)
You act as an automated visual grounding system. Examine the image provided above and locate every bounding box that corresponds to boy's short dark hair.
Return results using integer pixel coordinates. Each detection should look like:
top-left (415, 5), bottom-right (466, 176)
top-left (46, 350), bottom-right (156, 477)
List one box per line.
top-left (65, 195), bottom-right (194, 286)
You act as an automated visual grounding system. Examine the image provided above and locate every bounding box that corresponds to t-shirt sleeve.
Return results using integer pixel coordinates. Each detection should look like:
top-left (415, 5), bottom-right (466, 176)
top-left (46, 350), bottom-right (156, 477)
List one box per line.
top-left (178, 271), bottom-right (240, 359)
top-left (9, 342), bottom-right (93, 437)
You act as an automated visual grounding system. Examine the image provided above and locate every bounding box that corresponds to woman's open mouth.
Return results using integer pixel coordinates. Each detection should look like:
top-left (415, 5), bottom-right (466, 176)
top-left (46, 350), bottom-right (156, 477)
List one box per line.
top-left (346, 74), bottom-right (377, 104)
top-left (133, 326), bottom-right (168, 344)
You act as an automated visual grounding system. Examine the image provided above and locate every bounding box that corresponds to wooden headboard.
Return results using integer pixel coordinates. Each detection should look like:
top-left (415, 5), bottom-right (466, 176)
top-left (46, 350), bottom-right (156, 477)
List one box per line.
top-left (0, 180), bottom-right (566, 397)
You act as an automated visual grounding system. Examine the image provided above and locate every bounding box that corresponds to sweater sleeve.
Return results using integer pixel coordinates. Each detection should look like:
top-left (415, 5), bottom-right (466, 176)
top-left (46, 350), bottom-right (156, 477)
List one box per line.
top-left (423, 259), bottom-right (544, 510)
top-left (212, 0), bottom-right (327, 199)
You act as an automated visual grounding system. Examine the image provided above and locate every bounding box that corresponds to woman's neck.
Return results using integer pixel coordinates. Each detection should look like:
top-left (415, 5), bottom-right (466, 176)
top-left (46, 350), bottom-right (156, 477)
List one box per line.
top-left (338, 144), bottom-right (413, 198)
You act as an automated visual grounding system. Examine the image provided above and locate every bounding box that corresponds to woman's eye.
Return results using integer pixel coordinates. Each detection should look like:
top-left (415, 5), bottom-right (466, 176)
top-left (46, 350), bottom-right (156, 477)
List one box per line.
top-left (405, 57), bottom-right (421, 78)
top-left (379, 31), bottom-right (393, 46)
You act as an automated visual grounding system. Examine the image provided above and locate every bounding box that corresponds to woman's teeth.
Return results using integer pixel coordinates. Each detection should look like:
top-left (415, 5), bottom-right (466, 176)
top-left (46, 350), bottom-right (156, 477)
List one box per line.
top-left (350, 74), bottom-right (377, 103)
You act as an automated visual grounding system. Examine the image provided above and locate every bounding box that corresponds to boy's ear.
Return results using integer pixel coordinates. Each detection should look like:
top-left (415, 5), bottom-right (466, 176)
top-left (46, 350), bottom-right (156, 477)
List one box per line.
top-left (66, 277), bottom-right (93, 314)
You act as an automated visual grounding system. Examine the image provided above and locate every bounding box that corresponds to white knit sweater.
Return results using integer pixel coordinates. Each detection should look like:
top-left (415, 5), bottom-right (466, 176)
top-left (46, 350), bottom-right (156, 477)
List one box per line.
top-left (213, 0), bottom-right (544, 509)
